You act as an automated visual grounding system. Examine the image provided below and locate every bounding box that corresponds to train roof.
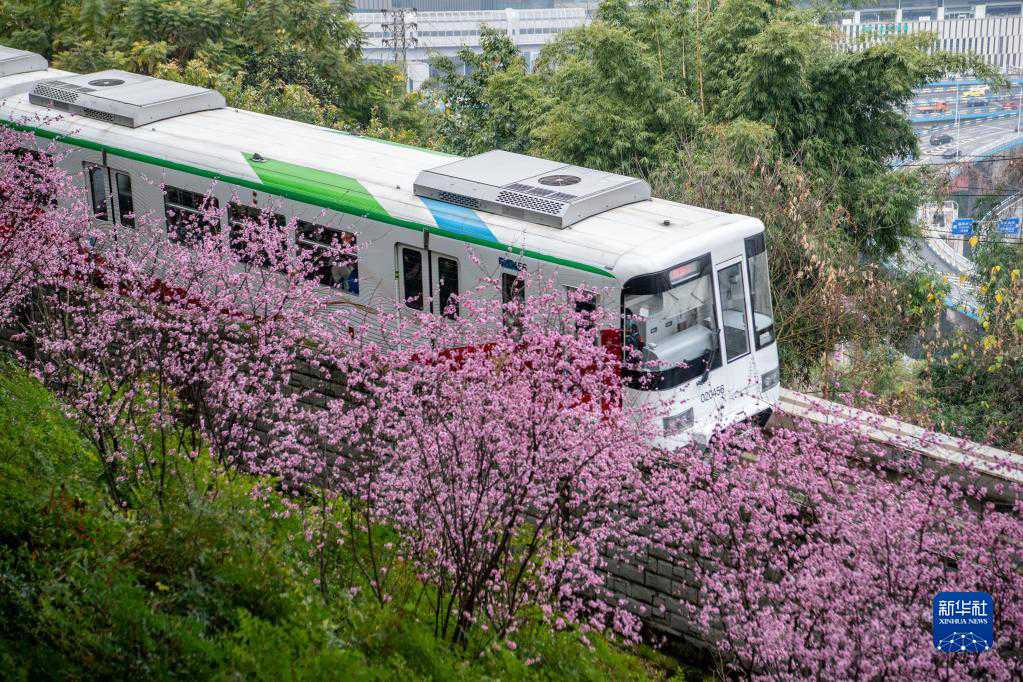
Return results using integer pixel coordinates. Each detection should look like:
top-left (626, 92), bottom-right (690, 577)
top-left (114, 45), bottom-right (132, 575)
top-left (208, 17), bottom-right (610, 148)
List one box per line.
top-left (0, 70), bottom-right (763, 281)
top-left (0, 47), bottom-right (72, 98)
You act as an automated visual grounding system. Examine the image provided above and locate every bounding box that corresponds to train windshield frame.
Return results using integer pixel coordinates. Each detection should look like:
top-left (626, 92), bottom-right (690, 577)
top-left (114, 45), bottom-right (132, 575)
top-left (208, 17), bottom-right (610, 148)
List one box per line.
top-left (621, 254), bottom-right (723, 391)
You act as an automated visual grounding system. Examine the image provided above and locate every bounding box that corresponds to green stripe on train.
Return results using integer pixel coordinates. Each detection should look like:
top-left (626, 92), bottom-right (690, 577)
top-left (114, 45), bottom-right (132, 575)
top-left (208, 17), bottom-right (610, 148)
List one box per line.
top-left (0, 119), bottom-right (615, 278)
top-left (243, 153), bottom-right (393, 225)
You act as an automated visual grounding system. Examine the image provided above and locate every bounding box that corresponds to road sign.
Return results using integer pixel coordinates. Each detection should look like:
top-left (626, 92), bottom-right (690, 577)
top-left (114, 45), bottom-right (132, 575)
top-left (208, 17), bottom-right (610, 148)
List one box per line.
top-left (998, 217), bottom-right (1021, 235)
top-left (951, 218), bottom-right (974, 236)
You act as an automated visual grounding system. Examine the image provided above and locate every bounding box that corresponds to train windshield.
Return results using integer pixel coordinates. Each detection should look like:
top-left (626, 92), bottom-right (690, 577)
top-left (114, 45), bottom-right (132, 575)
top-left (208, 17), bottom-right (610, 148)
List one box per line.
top-left (622, 255), bottom-right (721, 391)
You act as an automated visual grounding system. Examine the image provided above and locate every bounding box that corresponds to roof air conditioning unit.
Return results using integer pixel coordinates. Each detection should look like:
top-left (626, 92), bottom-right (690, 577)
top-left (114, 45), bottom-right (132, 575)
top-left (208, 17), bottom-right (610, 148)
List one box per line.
top-left (0, 46), bottom-right (48, 77)
top-left (414, 150), bottom-right (651, 229)
top-left (29, 70), bottom-right (225, 127)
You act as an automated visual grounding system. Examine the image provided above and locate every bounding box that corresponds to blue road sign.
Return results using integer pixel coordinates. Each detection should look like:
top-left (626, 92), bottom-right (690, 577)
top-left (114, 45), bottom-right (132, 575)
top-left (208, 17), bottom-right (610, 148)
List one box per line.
top-left (998, 217), bottom-right (1021, 235)
top-left (951, 218), bottom-right (974, 236)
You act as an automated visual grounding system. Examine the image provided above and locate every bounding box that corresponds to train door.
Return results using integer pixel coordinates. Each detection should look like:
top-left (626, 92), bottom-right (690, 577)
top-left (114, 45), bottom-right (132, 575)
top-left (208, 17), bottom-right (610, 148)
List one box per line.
top-left (713, 257), bottom-right (757, 403)
top-left (396, 244), bottom-right (461, 317)
top-left (84, 162), bottom-right (135, 229)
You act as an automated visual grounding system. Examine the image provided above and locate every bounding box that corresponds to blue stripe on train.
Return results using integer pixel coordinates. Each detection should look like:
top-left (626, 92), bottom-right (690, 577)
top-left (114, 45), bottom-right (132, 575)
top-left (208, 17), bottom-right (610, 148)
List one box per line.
top-left (420, 197), bottom-right (497, 243)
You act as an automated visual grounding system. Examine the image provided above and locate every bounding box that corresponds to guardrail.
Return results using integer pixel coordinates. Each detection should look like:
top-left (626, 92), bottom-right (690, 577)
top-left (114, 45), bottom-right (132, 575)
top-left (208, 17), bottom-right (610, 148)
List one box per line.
top-left (927, 233), bottom-right (976, 273)
top-left (919, 77), bottom-right (1023, 89)
top-left (778, 389), bottom-right (1023, 497)
top-left (910, 109), bottom-right (1020, 124)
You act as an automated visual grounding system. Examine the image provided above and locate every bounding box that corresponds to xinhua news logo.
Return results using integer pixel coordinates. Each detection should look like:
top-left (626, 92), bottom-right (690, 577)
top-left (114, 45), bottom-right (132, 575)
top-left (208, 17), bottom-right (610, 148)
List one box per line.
top-left (933, 591), bottom-right (994, 653)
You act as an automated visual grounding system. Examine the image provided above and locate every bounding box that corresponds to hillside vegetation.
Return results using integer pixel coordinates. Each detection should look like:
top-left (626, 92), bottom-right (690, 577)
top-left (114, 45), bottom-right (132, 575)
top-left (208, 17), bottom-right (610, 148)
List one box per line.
top-left (0, 361), bottom-right (688, 680)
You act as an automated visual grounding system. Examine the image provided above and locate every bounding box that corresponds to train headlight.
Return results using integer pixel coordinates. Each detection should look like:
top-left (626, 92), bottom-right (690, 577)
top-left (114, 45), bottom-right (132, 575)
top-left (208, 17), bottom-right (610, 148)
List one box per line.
top-left (663, 408), bottom-right (694, 435)
top-left (761, 367), bottom-right (780, 391)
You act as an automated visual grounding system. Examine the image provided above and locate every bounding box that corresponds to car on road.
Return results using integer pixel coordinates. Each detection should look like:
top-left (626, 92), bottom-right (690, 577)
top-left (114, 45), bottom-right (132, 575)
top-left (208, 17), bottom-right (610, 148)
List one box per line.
top-left (965, 97), bottom-right (989, 107)
top-left (941, 148), bottom-right (962, 159)
top-left (1002, 99), bottom-right (1020, 110)
top-left (930, 133), bottom-right (954, 145)
top-left (964, 85), bottom-right (989, 98)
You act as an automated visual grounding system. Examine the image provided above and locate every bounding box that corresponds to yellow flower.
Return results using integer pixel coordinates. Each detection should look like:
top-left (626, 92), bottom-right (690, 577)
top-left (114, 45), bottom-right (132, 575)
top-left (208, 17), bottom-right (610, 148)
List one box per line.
top-left (996, 292), bottom-right (1004, 304)
top-left (970, 236), bottom-right (979, 248)
top-left (1012, 269), bottom-right (1021, 282)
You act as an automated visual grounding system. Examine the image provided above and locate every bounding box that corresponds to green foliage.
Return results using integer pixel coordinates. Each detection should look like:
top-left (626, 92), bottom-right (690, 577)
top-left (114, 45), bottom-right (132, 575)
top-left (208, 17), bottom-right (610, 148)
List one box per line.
top-left (0, 361), bottom-right (682, 679)
top-left (428, 16), bottom-right (699, 173)
top-left (925, 242), bottom-right (1023, 450)
top-left (0, 0), bottom-right (433, 137)
top-left (530, 22), bottom-right (700, 172)
top-left (429, 27), bottom-right (537, 156)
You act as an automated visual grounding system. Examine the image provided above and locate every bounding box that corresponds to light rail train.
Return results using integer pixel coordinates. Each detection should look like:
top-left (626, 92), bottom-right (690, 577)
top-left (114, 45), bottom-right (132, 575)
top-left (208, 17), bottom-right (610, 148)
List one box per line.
top-left (0, 45), bottom-right (780, 445)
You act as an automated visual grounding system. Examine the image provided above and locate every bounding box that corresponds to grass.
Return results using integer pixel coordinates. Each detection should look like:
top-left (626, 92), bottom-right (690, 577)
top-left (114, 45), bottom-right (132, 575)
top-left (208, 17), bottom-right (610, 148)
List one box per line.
top-left (0, 361), bottom-right (700, 680)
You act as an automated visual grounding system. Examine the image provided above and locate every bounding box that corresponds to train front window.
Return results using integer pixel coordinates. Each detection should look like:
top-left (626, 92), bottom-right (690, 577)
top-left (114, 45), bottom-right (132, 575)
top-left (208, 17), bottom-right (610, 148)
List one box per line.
top-left (745, 233), bottom-right (775, 349)
top-left (622, 255), bottom-right (721, 391)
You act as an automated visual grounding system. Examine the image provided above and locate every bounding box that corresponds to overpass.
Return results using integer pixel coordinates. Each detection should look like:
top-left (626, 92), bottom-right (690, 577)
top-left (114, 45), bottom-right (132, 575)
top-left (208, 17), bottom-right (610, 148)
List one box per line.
top-left (901, 86), bottom-right (1023, 322)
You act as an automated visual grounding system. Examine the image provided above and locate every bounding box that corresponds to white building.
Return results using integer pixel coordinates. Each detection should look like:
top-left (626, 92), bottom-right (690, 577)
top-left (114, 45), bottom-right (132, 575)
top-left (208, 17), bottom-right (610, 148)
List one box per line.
top-left (359, 6), bottom-right (596, 90)
top-left (836, 7), bottom-right (1023, 72)
top-left (360, 2), bottom-right (1023, 91)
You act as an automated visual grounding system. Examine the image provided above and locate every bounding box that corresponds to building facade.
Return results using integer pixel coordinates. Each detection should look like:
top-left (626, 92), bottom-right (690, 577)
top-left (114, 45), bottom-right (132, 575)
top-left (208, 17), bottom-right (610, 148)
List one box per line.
top-left (360, 2), bottom-right (1023, 91)
top-left (359, 5), bottom-right (596, 89)
top-left (835, 3), bottom-right (1023, 71)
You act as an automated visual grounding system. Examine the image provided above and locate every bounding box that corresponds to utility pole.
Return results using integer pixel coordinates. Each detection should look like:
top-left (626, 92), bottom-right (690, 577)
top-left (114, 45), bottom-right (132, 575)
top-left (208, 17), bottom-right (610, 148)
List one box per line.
top-left (954, 77), bottom-right (961, 157)
top-left (1016, 80), bottom-right (1022, 133)
top-left (382, 7), bottom-right (417, 88)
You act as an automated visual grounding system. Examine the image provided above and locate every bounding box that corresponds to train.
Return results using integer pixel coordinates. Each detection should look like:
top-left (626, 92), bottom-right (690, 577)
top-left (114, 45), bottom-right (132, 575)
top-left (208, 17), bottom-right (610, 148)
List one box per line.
top-left (0, 45), bottom-right (780, 446)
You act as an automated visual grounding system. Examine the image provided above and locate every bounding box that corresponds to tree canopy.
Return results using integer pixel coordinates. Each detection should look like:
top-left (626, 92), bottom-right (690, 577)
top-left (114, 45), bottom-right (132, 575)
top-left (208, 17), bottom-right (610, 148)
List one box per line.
top-left (0, 0), bottom-right (429, 134)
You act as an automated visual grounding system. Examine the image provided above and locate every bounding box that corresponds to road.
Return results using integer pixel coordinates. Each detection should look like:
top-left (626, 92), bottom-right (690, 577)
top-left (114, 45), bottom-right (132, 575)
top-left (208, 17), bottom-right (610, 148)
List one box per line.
top-left (905, 116), bottom-right (1023, 168)
top-left (897, 111), bottom-right (1023, 323)
top-left (909, 79), bottom-right (1023, 124)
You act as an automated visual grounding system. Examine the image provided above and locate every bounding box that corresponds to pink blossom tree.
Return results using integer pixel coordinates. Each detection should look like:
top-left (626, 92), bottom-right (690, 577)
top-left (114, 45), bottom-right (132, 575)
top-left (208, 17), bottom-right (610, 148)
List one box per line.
top-left (650, 418), bottom-right (1023, 680)
top-left (13, 155), bottom-right (354, 507)
top-left (0, 126), bottom-right (91, 327)
top-left (300, 274), bottom-right (665, 648)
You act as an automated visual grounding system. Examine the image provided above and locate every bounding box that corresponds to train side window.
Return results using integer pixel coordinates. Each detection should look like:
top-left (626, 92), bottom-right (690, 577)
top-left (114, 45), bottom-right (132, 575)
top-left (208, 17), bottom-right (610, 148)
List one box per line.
top-left (296, 221), bottom-right (360, 295)
top-left (502, 272), bottom-right (525, 305)
top-left (436, 255), bottom-right (459, 319)
top-left (566, 286), bottom-right (598, 332)
top-left (165, 186), bottom-right (220, 244)
top-left (502, 272), bottom-right (525, 330)
top-left (716, 262), bottom-right (751, 362)
top-left (88, 166), bottom-right (109, 221)
top-left (229, 203), bottom-right (286, 266)
top-left (400, 246), bottom-right (424, 309)
top-left (114, 172), bottom-right (134, 228)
